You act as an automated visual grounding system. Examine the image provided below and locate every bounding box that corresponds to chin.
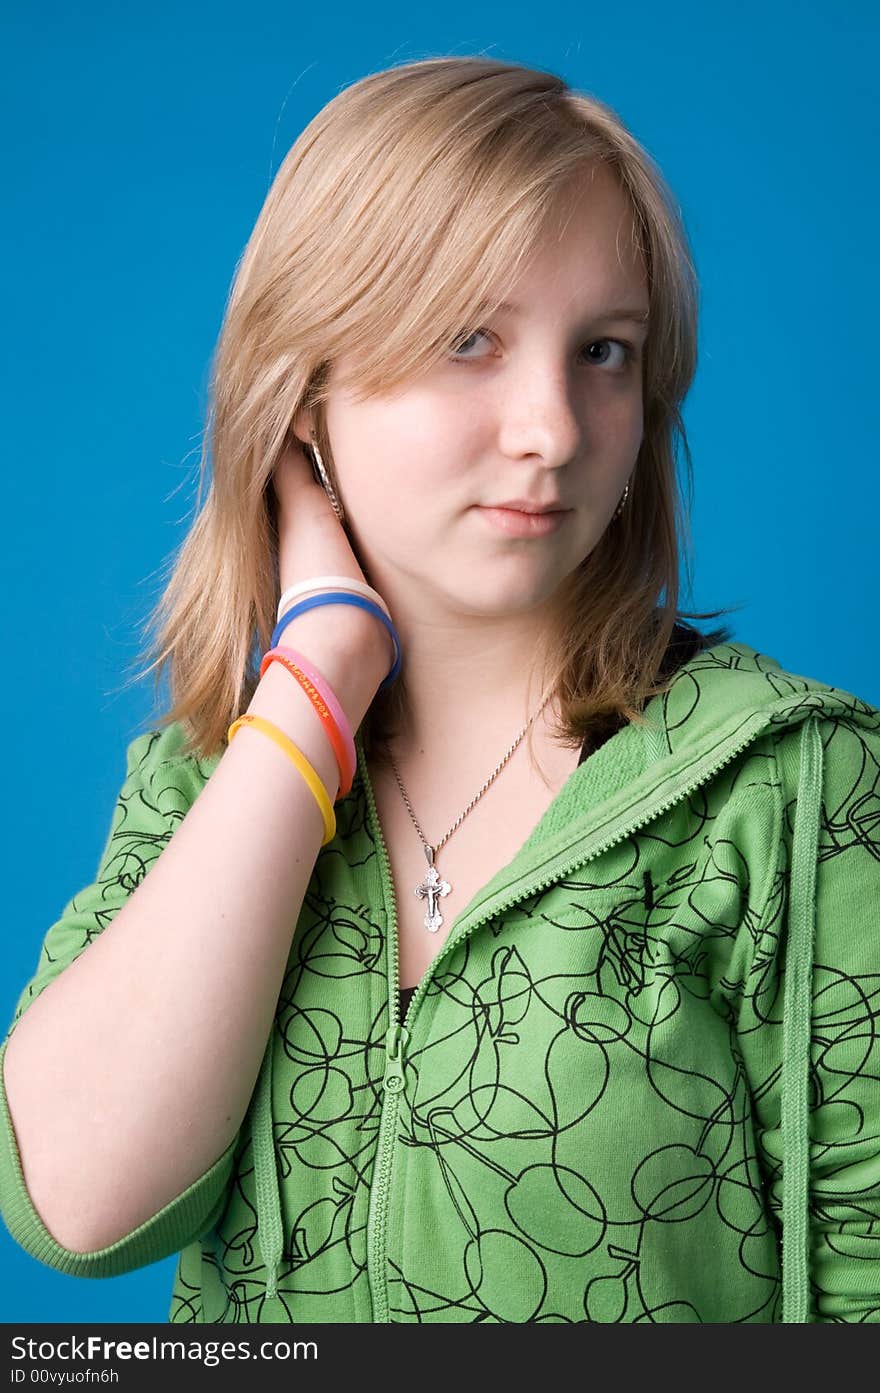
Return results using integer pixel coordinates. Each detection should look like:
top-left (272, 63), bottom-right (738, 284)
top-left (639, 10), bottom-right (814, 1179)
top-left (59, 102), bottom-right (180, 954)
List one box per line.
top-left (451, 573), bottom-right (565, 614)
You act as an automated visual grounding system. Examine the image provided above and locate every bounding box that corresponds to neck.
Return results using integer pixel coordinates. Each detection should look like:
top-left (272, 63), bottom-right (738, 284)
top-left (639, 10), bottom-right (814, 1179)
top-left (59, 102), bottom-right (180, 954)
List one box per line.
top-left (355, 565), bottom-right (573, 782)
top-left (380, 616), bottom-right (557, 747)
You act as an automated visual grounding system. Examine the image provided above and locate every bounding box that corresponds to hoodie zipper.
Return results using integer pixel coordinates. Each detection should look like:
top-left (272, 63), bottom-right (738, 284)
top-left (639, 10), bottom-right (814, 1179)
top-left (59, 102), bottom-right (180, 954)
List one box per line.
top-left (360, 705), bottom-right (790, 1323)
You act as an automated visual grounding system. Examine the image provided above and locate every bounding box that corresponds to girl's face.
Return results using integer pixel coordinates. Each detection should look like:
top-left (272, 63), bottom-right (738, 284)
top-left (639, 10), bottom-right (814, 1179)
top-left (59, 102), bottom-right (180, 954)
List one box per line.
top-left (298, 166), bottom-right (650, 626)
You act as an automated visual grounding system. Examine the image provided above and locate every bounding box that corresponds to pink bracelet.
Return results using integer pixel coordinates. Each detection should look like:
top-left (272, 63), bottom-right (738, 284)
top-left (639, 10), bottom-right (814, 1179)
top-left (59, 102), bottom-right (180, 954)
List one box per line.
top-left (259, 645), bottom-right (357, 798)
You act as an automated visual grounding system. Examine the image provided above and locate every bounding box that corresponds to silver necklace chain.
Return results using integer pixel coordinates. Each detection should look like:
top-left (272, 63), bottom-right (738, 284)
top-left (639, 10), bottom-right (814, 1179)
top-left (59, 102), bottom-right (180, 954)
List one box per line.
top-left (387, 687), bottom-right (555, 933)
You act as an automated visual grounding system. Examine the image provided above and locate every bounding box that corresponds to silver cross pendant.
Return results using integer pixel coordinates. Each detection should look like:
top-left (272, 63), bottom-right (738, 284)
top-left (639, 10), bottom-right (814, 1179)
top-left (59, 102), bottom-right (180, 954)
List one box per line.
top-left (414, 847), bottom-right (451, 933)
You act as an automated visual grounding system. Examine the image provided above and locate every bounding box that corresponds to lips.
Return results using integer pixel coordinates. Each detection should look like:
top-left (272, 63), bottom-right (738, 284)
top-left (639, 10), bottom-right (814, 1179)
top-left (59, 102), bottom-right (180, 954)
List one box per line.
top-left (476, 506), bottom-right (570, 537)
top-left (487, 502), bottom-right (567, 514)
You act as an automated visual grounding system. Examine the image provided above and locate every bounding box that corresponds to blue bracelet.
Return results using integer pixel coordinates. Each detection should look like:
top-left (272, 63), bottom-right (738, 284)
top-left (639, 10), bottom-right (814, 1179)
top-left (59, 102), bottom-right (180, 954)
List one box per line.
top-left (270, 591), bottom-right (402, 691)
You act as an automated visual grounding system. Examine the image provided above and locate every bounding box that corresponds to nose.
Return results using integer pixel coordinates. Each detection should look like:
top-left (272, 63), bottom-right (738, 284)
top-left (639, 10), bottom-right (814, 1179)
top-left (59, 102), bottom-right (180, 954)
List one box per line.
top-left (494, 366), bottom-right (583, 469)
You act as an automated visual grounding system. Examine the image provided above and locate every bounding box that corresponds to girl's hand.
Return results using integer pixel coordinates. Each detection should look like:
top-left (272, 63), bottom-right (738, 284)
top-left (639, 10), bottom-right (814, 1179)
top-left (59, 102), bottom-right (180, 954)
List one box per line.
top-left (271, 438), bottom-right (368, 590)
top-left (270, 438), bottom-right (392, 675)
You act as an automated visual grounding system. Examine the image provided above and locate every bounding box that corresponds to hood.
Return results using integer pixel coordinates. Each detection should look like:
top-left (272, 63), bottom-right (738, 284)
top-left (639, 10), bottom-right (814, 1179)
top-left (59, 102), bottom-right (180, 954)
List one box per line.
top-left (249, 639), bottom-right (878, 1322)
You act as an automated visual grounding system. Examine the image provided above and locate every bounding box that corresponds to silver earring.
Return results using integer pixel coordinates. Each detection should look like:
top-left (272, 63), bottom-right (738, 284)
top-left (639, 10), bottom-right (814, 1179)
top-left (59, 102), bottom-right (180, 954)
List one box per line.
top-left (309, 432), bottom-right (346, 525)
top-left (612, 479), bottom-right (630, 521)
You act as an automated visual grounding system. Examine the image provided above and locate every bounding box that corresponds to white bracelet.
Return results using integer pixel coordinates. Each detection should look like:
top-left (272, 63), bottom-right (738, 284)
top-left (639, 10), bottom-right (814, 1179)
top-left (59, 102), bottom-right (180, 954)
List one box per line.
top-left (277, 575), bottom-right (392, 624)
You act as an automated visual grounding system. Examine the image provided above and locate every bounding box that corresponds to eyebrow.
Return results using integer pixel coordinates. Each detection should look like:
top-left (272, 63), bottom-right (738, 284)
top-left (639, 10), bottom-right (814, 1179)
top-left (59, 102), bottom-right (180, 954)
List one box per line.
top-left (489, 299), bottom-right (650, 325)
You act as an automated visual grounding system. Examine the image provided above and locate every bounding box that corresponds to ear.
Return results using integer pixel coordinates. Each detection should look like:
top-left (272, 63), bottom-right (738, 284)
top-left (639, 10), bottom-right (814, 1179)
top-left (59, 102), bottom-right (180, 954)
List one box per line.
top-left (290, 406), bottom-right (315, 446)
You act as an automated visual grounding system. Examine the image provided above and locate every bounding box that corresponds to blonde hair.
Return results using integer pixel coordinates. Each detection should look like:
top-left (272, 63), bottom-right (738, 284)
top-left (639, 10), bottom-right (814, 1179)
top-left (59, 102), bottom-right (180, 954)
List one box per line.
top-left (124, 55), bottom-right (736, 764)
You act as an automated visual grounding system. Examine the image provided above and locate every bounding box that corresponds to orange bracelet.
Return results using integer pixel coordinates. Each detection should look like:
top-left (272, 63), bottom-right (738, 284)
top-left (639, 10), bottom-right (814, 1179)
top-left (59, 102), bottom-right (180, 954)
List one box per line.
top-left (259, 647), bottom-right (355, 798)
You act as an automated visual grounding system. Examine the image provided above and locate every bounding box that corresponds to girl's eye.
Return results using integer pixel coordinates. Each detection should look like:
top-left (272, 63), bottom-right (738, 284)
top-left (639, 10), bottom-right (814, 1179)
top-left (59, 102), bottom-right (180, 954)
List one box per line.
top-left (449, 328), bottom-right (492, 358)
top-left (582, 339), bottom-right (635, 370)
top-left (448, 328), bottom-right (637, 370)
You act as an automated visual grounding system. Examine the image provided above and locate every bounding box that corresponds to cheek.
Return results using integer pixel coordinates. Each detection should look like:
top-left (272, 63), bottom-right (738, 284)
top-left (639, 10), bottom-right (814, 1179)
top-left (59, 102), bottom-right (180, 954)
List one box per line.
top-left (603, 392), bottom-right (643, 462)
top-left (331, 393), bottom-right (459, 499)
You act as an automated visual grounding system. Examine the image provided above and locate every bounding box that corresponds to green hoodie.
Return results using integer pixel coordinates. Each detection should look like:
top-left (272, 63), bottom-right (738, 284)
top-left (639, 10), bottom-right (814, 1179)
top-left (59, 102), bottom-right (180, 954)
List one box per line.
top-left (2, 639), bottom-right (879, 1324)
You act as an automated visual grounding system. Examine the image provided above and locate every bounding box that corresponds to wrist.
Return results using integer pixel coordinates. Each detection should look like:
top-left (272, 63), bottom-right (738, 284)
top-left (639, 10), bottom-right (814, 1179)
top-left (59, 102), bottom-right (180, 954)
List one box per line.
top-left (265, 611), bottom-right (390, 723)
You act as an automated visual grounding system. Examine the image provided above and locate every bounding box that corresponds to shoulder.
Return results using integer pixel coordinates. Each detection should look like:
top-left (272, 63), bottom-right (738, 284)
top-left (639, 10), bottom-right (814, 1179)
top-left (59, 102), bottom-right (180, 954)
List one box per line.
top-left (644, 632), bottom-right (880, 778)
top-left (120, 722), bottom-right (223, 804)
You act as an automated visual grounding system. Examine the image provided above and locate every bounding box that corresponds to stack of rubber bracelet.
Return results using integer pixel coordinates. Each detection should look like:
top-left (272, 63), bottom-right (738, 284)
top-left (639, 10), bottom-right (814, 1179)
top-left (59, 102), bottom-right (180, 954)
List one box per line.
top-left (226, 576), bottom-right (402, 849)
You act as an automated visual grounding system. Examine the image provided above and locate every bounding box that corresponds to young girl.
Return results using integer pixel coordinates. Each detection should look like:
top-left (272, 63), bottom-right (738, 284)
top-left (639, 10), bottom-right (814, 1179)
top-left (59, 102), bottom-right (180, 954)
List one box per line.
top-left (2, 56), bottom-right (878, 1325)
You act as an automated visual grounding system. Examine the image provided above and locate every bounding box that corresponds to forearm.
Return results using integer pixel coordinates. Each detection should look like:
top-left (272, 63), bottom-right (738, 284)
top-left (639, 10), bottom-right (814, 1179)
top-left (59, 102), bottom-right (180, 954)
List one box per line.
top-left (2, 612), bottom-right (385, 1254)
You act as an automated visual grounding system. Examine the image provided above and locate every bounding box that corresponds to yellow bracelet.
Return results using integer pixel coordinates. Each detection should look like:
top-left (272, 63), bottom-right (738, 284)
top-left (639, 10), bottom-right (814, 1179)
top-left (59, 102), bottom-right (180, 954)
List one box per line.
top-left (226, 713), bottom-right (337, 847)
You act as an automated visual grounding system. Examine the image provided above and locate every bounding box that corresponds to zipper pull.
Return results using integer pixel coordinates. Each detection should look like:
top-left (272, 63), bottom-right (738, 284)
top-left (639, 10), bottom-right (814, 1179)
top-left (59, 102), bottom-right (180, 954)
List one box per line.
top-left (382, 1021), bottom-right (409, 1093)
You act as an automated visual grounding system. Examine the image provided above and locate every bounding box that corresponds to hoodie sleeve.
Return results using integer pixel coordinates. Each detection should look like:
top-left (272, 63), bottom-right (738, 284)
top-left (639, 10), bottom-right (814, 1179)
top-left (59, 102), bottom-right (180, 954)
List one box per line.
top-left (736, 709), bottom-right (880, 1323)
top-left (0, 727), bottom-right (239, 1279)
